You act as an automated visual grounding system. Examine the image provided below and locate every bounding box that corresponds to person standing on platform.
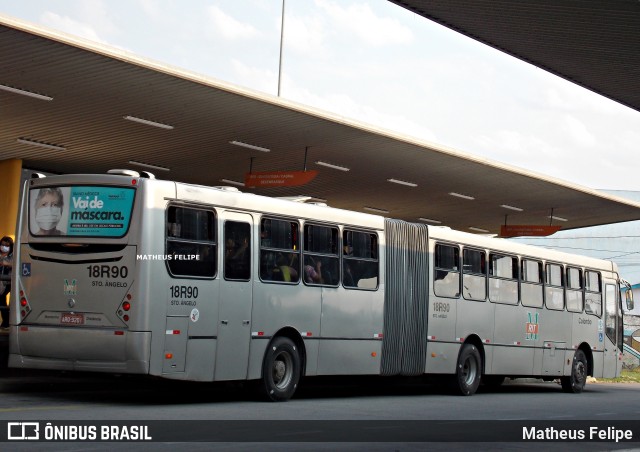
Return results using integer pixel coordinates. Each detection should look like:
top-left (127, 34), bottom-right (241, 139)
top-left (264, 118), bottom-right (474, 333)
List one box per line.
top-left (0, 236), bottom-right (13, 329)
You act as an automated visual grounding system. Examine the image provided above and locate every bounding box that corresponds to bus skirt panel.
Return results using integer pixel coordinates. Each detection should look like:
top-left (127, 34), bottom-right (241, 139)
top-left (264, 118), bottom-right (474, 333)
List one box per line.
top-left (9, 326), bottom-right (151, 374)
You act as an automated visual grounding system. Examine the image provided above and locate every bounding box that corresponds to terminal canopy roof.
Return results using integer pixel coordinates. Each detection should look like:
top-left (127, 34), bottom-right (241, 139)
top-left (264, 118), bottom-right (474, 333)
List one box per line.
top-left (392, 0), bottom-right (640, 114)
top-left (2, 15), bottom-right (640, 235)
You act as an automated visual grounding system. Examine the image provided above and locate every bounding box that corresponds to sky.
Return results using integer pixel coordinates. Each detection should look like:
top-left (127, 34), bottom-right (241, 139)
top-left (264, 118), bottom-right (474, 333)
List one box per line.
top-left (2, 0), bottom-right (640, 192)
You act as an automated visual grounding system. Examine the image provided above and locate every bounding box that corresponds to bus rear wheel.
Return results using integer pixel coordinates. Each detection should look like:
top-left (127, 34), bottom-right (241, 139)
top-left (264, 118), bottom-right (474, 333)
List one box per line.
top-left (561, 349), bottom-right (587, 394)
top-left (259, 336), bottom-right (301, 402)
top-left (451, 343), bottom-right (482, 396)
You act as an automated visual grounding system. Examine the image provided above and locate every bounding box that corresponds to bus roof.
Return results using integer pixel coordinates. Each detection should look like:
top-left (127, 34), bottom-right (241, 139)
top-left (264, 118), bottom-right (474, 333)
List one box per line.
top-left (27, 172), bottom-right (618, 272)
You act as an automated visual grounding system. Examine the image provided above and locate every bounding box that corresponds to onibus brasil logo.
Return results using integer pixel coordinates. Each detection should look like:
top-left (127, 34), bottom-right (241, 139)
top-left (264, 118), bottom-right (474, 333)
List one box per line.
top-left (526, 312), bottom-right (539, 341)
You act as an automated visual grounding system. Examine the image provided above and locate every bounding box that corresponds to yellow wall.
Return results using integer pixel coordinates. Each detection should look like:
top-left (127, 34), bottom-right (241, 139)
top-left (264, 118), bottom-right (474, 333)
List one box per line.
top-left (0, 159), bottom-right (23, 240)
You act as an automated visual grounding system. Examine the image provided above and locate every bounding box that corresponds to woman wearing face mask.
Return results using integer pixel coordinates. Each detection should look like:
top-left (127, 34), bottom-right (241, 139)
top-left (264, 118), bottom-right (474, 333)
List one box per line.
top-left (0, 236), bottom-right (13, 329)
top-left (34, 188), bottom-right (65, 235)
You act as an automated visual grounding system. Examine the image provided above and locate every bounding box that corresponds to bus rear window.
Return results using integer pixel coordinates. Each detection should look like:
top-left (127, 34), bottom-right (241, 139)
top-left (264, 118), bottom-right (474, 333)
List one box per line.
top-left (29, 186), bottom-right (135, 238)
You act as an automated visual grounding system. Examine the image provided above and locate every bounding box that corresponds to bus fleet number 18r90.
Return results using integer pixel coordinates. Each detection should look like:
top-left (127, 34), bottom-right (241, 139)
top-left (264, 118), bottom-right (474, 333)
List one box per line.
top-left (87, 265), bottom-right (128, 279)
top-left (170, 285), bottom-right (199, 299)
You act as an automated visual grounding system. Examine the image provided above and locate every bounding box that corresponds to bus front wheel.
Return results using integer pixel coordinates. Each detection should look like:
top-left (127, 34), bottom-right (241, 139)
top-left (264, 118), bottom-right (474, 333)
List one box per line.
top-left (259, 336), bottom-right (301, 402)
top-left (451, 343), bottom-right (482, 396)
top-left (561, 349), bottom-right (587, 394)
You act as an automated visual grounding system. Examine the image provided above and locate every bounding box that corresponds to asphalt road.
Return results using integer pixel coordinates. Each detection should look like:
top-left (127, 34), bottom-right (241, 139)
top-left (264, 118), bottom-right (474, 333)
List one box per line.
top-left (0, 366), bottom-right (638, 451)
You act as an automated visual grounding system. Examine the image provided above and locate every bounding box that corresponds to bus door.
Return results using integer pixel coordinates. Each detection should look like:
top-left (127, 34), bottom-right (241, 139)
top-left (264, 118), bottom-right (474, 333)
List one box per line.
top-left (214, 212), bottom-right (253, 380)
top-left (602, 283), bottom-right (622, 378)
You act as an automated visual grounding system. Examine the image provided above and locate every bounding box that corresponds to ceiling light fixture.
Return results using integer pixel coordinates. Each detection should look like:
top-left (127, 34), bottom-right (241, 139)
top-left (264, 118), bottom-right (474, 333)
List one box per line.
top-left (548, 215), bottom-right (568, 222)
top-left (387, 178), bottom-right (417, 187)
top-left (229, 140), bottom-right (270, 153)
top-left (0, 83), bottom-right (53, 101)
top-left (501, 204), bottom-right (524, 212)
top-left (128, 160), bottom-right (170, 172)
top-left (469, 227), bottom-right (490, 233)
top-left (418, 218), bottom-right (442, 224)
top-left (449, 192), bottom-right (475, 200)
top-left (124, 115), bottom-right (174, 130)
top-left (364, 206), bottom-right (389, 214)
top-left (315, 161), bottom-right (350, 172)
top-left (16, 138), bottom-right (65, 151)
top-left (220, 178), bottom-right (245, 187)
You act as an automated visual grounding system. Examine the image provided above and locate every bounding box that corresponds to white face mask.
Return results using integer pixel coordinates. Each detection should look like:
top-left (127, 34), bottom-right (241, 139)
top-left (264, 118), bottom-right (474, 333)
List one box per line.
top-left (36, 206), bottom-right (62, 231)
top-left (0, 246), bottom-right (8, 253)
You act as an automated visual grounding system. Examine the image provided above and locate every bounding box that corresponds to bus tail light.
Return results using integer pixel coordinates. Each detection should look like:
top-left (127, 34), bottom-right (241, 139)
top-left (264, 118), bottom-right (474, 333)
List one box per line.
top-left (19, 290), bottom-right (32, 321)
top-left (116, 292), bottom-right (133, 325)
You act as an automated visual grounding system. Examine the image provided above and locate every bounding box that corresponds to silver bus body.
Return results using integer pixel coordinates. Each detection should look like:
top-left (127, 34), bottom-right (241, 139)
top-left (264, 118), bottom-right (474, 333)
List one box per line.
top-left (9, 173), bottom-right (627, 399)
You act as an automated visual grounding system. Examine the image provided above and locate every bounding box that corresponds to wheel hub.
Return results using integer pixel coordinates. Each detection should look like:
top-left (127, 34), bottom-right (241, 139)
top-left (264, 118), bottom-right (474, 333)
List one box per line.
top-left (273, 360), bottom-right (286, 382)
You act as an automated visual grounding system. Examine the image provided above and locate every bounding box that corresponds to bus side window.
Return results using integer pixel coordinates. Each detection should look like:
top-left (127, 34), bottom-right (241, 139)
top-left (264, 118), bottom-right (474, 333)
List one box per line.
top-left (521, 259), bottom-right (543, 308)
top-left (462, 248), bottom-right (486, 301)
top-left (224, 221), bottom-right (250, 281)
top-left (488, 253), bottom-right (518, 305)
top-left (545, 263), bottom-right (565, 310)
top-left (605, 284), bottom-right (618, 344)
top-left (259, 217), bottom-right (300, 284)
top-left (303, 224), bottom-right (339, 287)
top-left (585, 270), bottom-right (602, 316)
top-left (166, 206), bottom-right (216, 278)
top-left (342, 230), bottom-right (378, 290)
top-left (566, 266), bottom-right (584, 313)
top-left (434, 244), bottom-right (460, 298)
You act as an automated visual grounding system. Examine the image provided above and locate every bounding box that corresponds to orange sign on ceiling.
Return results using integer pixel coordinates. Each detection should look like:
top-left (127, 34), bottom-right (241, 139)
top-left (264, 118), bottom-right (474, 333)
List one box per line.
top-left (500, 225), bottom-right (562, 238)
top-left (244, 170), bottom-right (318, 188)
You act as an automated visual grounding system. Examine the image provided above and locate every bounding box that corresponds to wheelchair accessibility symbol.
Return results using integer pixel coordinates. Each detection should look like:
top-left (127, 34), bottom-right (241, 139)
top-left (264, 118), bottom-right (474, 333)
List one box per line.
top-left (21, 263), bottom-right (31, 277)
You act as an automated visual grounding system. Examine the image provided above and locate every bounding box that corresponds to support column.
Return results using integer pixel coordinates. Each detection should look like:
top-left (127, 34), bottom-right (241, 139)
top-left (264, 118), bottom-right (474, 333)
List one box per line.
top-left (0, 159), bottom-right (23, 240)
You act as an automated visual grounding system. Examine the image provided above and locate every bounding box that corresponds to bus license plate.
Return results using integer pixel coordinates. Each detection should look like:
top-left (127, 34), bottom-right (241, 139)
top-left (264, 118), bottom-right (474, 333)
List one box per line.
top-left (61, 313), bottom-right (84, 325)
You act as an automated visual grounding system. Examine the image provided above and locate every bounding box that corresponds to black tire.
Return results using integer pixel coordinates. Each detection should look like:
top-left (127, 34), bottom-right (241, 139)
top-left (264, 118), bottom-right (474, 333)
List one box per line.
top-left (451, 343), bottom-right (482, 396)
top-left (258, 336), bottom-right (301, 402)
top-left (561, 349), bottom-right (588, 394)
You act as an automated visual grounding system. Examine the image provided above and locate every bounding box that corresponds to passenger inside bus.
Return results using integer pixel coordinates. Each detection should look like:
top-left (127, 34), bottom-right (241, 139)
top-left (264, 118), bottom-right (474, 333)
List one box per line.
top-left (304, 257), bottom-right (323, 284)
top-left (260, 226), bottom-right (271, 247)
top-left (276, 253), bottom-right (299, 282)
top-left (343, 263), bottom-right (355, 287)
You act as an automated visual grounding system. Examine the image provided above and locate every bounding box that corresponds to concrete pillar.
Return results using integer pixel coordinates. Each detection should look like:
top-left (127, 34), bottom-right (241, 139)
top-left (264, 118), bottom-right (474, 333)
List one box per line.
top-left (0, 159), bottom-right (22, 240)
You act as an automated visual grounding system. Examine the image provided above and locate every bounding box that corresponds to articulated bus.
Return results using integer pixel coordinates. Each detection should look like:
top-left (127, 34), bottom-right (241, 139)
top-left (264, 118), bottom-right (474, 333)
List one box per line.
top-left (9, 170), bottom-right (634, 400)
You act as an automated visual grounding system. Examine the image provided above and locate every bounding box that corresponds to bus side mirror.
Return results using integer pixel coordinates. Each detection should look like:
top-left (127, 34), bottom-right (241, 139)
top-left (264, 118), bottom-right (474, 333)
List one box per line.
top-left (621, 279), bottom-right (634, 312)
